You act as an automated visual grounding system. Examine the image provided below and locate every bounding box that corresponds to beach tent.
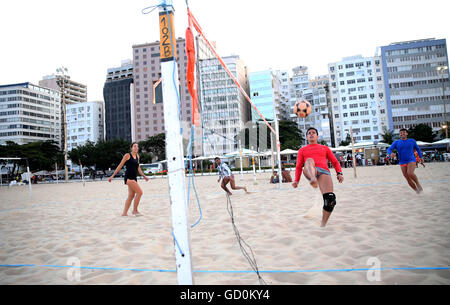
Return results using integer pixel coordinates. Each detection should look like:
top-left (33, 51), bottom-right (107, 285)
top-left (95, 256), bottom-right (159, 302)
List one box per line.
top-left (280, 149), bottom-right (298, 155)
top-left (331, 146), bottom-right (352, 152)
top-left (223, 149), bottom-right (259, 158)
top-left (32, 170), bottom-right (50, 176)
top-left (416, 141), bottom-right (433, 146)
top-left (431, 138), bottom-right (450, 145)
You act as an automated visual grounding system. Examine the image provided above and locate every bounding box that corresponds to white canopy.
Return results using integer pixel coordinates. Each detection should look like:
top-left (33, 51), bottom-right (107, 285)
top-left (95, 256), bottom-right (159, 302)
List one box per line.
top-left (191, 156), bottom-right (217, 161)
top-left (330, 142), bottom-right (389, 152)
top-left (280, 149), bottom-right (298, 155)
top-left (431, 138), bottom-right (450, 145)
top-left (224, 149), bottom-right (259, 158)
top-left (331, 146), bottom-right (351, 152)
top-left (416, 141), bottom-right (433, 146)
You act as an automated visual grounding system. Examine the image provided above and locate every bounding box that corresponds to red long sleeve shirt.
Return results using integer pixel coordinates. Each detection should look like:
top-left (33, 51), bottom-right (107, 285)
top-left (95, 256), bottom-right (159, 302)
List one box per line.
top-left (295, 144), bottom-right (342, 183)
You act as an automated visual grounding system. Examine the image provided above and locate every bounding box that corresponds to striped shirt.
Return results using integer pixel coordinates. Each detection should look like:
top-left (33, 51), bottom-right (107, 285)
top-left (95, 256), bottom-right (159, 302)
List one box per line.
top-left (217, 163), bottom-right (232, 179)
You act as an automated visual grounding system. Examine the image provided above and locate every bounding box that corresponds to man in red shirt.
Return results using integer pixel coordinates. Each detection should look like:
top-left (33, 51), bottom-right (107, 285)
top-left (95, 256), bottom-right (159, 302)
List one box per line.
top-left (292, 127), bottom-right (344, 227)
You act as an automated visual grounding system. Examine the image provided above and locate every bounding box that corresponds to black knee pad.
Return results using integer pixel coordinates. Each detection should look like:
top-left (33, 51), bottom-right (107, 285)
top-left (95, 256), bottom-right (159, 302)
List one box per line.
top-left (323, 192), bottom-right (336, 212)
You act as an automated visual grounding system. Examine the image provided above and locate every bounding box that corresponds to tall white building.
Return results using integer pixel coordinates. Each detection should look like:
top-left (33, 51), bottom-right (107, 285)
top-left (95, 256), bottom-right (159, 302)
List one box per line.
top-left (298, 87), bottom-right (333, 146)
top-left (328, 55), bottom-right (388, 146)
top-left (66, 101), bottom-right (104, 151)
top-left (249, 69), bottom-right (287, 121)
top-left (198, 55), bottom-right (251, 156)
top-left (380, 38), bottom-right (449, 134)
top-left (281, 66), bottom-right (333, 145)
top-left (0, 82), bottom-right (61, 146)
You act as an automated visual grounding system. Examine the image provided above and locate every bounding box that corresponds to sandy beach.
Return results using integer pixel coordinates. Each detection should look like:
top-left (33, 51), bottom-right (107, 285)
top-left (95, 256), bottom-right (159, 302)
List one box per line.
top-left (0, 163), bottom-right (449, 285)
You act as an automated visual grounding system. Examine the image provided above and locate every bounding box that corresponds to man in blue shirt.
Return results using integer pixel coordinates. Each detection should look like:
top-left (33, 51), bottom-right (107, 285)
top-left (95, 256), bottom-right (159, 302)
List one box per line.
top-left (387, 129), bottom-right (424, 194)
top-left (215, 157), bottom-right (248, 196)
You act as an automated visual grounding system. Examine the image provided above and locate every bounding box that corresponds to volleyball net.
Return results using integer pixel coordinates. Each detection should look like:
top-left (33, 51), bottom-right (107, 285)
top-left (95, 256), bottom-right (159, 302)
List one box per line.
top-left (185, 8), bottom-right (281, 161)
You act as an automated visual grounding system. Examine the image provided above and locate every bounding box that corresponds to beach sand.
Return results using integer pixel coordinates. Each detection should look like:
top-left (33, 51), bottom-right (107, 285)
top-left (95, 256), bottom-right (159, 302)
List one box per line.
top-left (0, 163), bottom-right (449, 285)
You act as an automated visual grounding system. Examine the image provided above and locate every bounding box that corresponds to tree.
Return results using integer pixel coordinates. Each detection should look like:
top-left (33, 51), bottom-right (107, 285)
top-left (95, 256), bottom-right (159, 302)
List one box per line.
top-left (339, 134), bottom-right (352, 147)
top-left (68, 141), bottom-right (96, 168)
top-left (139, 133), bottom-right (166, 162)
top-left (278, 120), bottom-right (304, 150)
top-left (407, 124), bottom-right (436, 143)
top-left (0, 140), bottom-right (62, 174)
top-left (93, 139), bottom-right (130, 173)
top-left (381, 130), bottom-right (395, 145)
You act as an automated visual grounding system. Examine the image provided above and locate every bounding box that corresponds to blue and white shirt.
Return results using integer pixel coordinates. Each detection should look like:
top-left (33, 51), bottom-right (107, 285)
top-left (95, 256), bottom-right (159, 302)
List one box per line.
top-left (217, 163), bottom-right (232, 179)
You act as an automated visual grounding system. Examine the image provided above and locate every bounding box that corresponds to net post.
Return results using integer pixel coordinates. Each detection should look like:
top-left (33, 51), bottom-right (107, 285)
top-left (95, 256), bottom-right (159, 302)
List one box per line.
top-left (158, 0), bottom-right (194, 285)
top-left (25, 158), bottom-right (32, 198)
top-left (350, 126), bottom-right (357, 178)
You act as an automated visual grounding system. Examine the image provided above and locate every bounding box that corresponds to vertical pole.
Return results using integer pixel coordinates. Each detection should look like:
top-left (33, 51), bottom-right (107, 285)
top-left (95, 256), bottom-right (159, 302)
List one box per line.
top-left (441, 68), bottom-right (449, 152)
top-left (26, 159), bottom-right (32, 198)
top-left (350, 126), bottom-right (357, 178)
top-left (239, 140), bottom-right (243, 180)
top-left (274, 117), bottom-right (282, 189)
top-left (79, 160), bottom-right (85, 187)
top-left (159, 1), bottom-right (194, 285)
top-left (252, 155), bottom-right (257, 184)
top-left (270, 133), bottom-right (275, 173)
top-left (61, 77), bottom-right (69, 183)
top-left (55, 162), bottom-right (58, 184)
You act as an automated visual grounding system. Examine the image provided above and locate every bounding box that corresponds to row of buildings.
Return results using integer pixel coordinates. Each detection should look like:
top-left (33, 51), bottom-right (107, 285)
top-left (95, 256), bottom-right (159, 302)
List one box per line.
top-left (0, 75), bottom-right (104, 153)
top-left (0, 37), bottom-right (449, 158)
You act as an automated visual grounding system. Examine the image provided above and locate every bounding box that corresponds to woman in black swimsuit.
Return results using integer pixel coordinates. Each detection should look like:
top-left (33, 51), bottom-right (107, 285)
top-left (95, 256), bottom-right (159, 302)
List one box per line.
top-left (108, 142), bottom-right (149, 216)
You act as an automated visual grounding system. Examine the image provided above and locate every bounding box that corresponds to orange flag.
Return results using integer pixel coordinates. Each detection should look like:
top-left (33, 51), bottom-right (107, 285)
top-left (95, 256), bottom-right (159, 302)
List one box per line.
top-left (186, 14), bottom-right (200, 127)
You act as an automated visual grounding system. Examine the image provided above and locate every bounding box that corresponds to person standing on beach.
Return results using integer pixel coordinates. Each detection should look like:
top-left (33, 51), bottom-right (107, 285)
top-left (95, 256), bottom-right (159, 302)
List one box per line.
top-left (292, 127), bottom-right (344, 227)
top-left (387, 129), bottom-right (424, 194)
top-left (215, 157), bottom-right (248, 196)
top-left (108, 142), bottom-right (149, 216)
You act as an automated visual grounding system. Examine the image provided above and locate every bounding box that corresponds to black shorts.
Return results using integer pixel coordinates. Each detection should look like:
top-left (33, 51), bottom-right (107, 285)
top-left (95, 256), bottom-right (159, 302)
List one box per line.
top-left (124, 177), bottom-right (138, 185)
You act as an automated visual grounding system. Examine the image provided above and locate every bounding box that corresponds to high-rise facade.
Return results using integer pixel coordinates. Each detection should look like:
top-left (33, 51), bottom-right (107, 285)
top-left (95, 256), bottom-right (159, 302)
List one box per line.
top-left (198, 55), bottom-right (251, 156)
top-left (299, 86), bottom-right (333, 146)
top-left (249, 69), bottom-right (285, 121)
top-left (66, 100), bottom-right (104, 151)
top-left (39, 75), bottom-right (87, 105)
top-left (132, 39), bottom-right (192, 142)
top-left (328, 55), bottom-right (388, 146)
top-left (380, 38), bottom-right (449, 134)
top-left (103, 60), bottom-right (134, 142)
top-left (0, 82), bottom-right (61, 146)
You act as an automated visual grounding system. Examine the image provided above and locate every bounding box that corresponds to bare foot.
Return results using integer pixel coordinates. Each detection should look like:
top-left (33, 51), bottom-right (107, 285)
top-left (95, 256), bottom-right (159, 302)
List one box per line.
top-left (122, 214), bottom-right (128, 217)
top-left (132, 211), bottom-right (143, 217)
top-left (244, 186), bottom-right (249, 193)
top-left (417, 184), bottom-right (423, 194)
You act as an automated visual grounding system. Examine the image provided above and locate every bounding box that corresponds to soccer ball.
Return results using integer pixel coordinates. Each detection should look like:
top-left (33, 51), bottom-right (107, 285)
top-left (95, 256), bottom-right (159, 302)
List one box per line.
top-left (293, 99), bottom-right (312, 118)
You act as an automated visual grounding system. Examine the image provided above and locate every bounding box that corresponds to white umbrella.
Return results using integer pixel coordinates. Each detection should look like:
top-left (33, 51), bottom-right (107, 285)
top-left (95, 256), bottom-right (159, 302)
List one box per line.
top-left (224, 149), bottom-right (258, 158)
top-left (32, 170), bottom-right (50, 176)
top-left (431, 138), bottom-right (450, 145)
top-left (280, 149), bottom-right (298, 155)
top-left (332, 146), bottom-right (352, 151)
top-left (416, 141), bottom-right (432, 146)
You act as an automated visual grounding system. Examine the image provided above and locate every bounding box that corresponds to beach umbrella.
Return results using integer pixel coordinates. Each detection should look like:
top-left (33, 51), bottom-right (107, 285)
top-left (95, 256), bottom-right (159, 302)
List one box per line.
top-left (416, 141), bottom-right (432, 146)
top-left (280, 149), bottom-right (298, 155)
top-left (431, 138), bottom-right (450, 145)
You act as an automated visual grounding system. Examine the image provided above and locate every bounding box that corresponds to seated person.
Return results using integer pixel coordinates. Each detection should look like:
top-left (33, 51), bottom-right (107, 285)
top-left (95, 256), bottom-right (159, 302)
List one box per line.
top-left (281, 166), bottom-right (292, 183)
top-left (270, 171), bottom-right (279, 184)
